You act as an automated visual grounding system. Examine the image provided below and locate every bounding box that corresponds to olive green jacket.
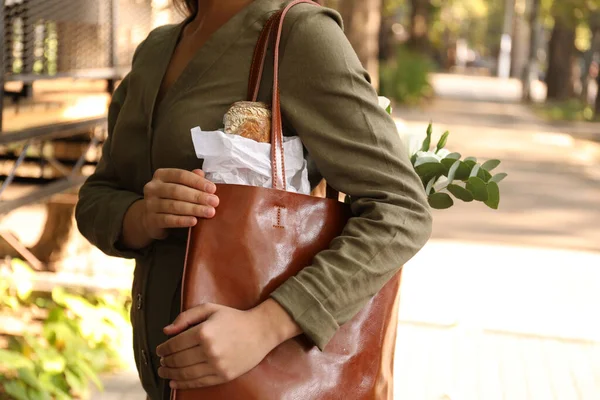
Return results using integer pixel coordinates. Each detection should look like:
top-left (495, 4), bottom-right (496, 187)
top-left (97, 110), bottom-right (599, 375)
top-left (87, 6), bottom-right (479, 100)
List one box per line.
top-left (75, 1), bottom-right (432, 398)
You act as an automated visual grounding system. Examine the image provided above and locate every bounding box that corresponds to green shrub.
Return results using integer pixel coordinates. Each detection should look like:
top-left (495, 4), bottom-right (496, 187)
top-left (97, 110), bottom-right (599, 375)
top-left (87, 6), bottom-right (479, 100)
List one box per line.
top-left (379, 46), bottom-right (434, 106)
top-left (0, 259), bottom-right (132, 400)
top-left (534, 99), bottom-right (596, 122)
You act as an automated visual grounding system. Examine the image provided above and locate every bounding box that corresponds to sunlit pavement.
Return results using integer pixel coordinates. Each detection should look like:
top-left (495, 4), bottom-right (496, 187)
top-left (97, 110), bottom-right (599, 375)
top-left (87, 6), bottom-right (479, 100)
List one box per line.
top-left (91, 74), bottom-right (600, 399)
top-left (395, 241), bottom-right (600, 400)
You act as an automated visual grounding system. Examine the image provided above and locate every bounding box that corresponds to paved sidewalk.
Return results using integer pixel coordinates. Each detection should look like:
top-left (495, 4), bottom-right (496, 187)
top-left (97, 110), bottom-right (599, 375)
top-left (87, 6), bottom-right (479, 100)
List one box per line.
top-left (395, 240), bottom-right (600, 400)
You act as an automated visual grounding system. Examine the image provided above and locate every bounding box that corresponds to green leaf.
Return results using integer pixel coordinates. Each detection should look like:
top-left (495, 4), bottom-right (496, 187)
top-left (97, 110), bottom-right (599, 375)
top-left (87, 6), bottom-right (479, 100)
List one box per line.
top-left (11, 258), bottom-right (34, 301)
top-left (421, 123), bottom-right (433, 151)
top-left (65, 369), bottom-right (87, 394)
top-left (448, 184), bottom-right (474, 202)
top-left (485, 181), bottom-right (500, 209)
top-left (4, 381), bottom-right (30, 400)
top-left (11, 258), bottom-right (34, 275)
top-left (415, 162), bottom-right (446, 183)
top-left (490, 173), bottom-right (508, 183)
top-left (39, 352), bottom-right (66, 374)
top-left (440, 158), bottom-right (456, 170)
top-left (436, 131), bottom-right (450, 152)
top-left (0, 349), bottom-right (35, 370)
top-left (466, 177), bottom-right (488, 201)
top-left (428, 192), bottom-right (454, 209)
top-left (464, 157), bottom-right (477, 163)
top-left (27, 388), bottom-right (51, 400)
top-left (441, 159), bottom-right (471, 181)
top-left (444, 152), bottom-right (461, 160)
top-left (456, 162), bottom-right (473, 181)
top-left (446, 160), bottom-right (461, 184)
top-left (477, 167), bottom-right (493, 183)
top-left (18, 368), bottom-right (43, 391)
top-left (410, 153), bottom-right (418, 165)
top-left (73, 358), bottom-right (103, 390)
top-left (414, 156), bottom-right (440, 168)
top-left (481, 159), bottom-right (501, 171)
top-left (38, 374), bottom-right (71, 399)
top-left (470, 164), bottom-right (481, 178)
top-left (51, 287), bottom-right (67, 304)
top-left (425, 177), bottom-right (436, 195)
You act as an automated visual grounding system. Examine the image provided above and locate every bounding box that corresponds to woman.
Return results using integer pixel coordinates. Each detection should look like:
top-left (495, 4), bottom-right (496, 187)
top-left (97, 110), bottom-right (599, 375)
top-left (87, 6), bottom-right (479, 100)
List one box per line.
top-left (75, 0), bottom-right (432, 398)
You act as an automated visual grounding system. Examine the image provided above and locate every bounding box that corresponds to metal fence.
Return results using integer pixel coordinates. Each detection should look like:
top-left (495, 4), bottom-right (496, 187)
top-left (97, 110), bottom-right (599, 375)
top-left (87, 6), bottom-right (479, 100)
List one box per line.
top-left (1, 0), bottom-right (180, 80)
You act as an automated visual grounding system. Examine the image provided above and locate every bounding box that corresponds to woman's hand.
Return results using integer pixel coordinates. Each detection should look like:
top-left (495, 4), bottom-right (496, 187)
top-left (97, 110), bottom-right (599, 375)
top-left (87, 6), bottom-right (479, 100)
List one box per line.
top-left (121, 169), bottom-right (219, 249)
top-left (142, 168), bottom-right (219, 240)
top-left (156, 299), bottom-right (302, 390)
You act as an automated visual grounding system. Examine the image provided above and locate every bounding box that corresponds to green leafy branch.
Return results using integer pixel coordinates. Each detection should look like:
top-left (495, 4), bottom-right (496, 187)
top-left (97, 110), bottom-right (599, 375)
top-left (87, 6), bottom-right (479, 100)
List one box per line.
top-left (413, 122), bottom-right (507, 210)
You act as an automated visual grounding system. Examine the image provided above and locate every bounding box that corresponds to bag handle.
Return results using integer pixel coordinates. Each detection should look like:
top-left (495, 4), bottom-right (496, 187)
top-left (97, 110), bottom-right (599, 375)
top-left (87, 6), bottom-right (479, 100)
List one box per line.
top-left (247, 0), bottom-right (340, 200)
top-left (247, 0), bottom-right (322, 101)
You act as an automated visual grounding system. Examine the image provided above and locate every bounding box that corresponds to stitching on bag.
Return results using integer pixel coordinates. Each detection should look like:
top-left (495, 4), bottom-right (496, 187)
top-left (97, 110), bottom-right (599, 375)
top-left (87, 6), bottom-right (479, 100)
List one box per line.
top-left (279, 107), bottom-right (286, 189)
top-left (273, 206), bottom-right (285, 228)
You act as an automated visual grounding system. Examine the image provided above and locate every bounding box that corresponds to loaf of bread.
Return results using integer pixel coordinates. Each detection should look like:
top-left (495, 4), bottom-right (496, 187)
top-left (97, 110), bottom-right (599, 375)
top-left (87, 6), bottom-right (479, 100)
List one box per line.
top-left (223, 101), bottom-right (272, 143)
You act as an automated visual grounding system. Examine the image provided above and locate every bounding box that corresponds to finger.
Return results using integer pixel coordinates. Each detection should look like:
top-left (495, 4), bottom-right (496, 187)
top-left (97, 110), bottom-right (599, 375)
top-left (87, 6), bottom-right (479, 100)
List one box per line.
top-left (192, 169), bottom-right (205, 178)
top-left (156, 327), bottom-right (203, 357)
top-left (154, 169), bottom-right (216, 193)
top-left (153, 214), bottom-right (198, 229)
top-left (153, 183), bottom-right (219, 207)
top-left (163, 303), bottom-right (219, 335)
top-left (170, 375), bottom-right (224, 390)
top-left (161, 346), bottom-right (207, 369)
top-left (158, 361), bottom-right (213, 381)
top-left (150, 199), bottom-right (216, 219)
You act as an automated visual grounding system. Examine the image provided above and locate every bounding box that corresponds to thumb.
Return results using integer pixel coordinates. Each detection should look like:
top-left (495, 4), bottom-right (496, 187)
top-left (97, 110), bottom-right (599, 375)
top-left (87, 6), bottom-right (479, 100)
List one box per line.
top-left (164, 303), bottom-right (219, 335)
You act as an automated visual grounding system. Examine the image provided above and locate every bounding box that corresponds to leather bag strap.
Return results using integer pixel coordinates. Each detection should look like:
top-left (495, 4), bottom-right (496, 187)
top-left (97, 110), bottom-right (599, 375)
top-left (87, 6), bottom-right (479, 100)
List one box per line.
top-left (247, 10), bottom-right (281, 102)
top-left (247, 0), bottom-right (340, 200)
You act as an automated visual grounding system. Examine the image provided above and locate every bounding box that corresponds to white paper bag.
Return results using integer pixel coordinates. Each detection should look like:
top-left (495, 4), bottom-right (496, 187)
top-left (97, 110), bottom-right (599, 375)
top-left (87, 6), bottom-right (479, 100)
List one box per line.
top-left (190, 127), bottom-right (311, 195)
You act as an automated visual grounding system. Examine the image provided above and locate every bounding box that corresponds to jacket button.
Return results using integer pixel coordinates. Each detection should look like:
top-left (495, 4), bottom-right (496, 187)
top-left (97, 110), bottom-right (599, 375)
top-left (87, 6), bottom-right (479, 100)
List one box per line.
top-left (136, 293), bottom-right (143, 310)
top-left (141, 349), bottom-right (149, 366)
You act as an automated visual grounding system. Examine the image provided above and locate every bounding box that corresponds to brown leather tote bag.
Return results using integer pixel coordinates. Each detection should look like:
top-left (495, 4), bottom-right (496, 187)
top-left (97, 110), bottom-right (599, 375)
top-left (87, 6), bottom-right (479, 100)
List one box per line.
top-left (173, 1), bottom-right (401, 399)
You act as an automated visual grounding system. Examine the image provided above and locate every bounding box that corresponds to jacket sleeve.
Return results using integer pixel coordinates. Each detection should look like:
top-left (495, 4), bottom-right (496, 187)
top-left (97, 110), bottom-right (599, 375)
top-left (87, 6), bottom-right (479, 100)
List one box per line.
top-left (75, 46), bottom-right (146, 259)
top-left (269, 6), bottom-right (433, 350)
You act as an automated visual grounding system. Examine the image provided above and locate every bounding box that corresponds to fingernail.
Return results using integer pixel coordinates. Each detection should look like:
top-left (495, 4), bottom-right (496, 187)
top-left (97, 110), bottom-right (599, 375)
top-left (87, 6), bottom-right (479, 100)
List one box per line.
top-left (160, 358), bottom-right (165, 366)
top-left (207, 195), bottom-right (219, 207)
top-left (170, 381), bottom-right (176, 389)
top-left (205, 183), bottom-right (216, 193)
top-left (205, 207), bottom-right (216, 218)
top-left (165, 324), bottom-right (175, 330)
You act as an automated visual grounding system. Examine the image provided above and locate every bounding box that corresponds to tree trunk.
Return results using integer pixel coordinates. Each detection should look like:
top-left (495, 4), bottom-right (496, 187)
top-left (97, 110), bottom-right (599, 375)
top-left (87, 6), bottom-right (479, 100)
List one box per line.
top-left (511, 0), bottom-right (530, 79)
top-left (406, 0), bottom-right (432, 55)
top-left (582, 14), bottom-right (600, 103)
top-left (522, 0), bottom-right (541, 102)
top-left (595, 72), bottom-right (600, 118)
top-left (338, 0), bottom-right (382, 89)
top-left (379, 14), bottom-right (394, 62)
top-left (546, 19), bottom-right (576, 101)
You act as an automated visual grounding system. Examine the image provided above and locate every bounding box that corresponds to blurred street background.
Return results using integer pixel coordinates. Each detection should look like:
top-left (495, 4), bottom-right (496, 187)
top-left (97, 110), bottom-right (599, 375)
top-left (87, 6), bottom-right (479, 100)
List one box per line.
top-left (1, 0), bottom-right (599, 399)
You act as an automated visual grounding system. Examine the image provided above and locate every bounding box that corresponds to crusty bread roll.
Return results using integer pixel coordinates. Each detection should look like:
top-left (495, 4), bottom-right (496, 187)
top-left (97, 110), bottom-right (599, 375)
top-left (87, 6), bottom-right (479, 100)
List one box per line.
top-left (223, 101), bottom-right (272, 143)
